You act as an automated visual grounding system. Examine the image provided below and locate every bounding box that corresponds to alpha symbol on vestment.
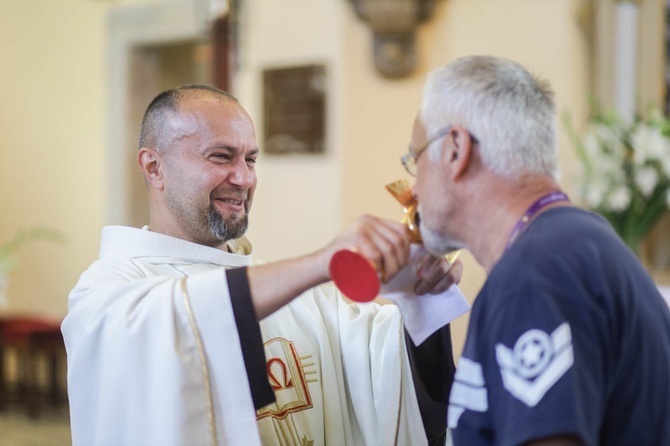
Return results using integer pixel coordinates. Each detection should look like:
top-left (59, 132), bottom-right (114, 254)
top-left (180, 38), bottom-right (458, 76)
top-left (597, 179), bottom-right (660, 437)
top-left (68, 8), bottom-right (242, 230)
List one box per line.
top-left (496, 322), bottom-right (574, 407)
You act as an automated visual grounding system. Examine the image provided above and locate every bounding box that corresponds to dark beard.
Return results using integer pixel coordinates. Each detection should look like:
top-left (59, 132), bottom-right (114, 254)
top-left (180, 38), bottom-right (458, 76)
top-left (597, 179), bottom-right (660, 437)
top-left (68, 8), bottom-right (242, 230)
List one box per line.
top-left (207, 204), bottom-right (249, 242)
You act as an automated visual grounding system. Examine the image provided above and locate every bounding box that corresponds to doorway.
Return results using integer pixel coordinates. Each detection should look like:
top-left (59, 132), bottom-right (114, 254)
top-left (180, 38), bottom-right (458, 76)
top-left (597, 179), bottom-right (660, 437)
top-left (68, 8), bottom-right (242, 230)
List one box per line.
top-left (106, 0), bottom-right (213, 227)
top-left (125, 40), bottom-right (212, 228)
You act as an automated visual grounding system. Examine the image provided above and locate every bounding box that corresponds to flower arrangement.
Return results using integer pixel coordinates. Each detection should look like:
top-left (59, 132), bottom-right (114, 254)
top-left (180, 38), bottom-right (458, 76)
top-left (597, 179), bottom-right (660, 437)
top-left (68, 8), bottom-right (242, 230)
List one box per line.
top-left (565, 105), bottom-right (670, 256)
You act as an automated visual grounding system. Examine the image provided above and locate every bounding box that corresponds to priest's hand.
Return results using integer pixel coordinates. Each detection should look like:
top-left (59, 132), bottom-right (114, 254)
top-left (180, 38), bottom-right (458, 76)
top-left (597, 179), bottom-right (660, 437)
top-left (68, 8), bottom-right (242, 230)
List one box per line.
top-left (248, 214), bottom-right (410, 319)
top-left (320, 214), bottom-right (411, 283)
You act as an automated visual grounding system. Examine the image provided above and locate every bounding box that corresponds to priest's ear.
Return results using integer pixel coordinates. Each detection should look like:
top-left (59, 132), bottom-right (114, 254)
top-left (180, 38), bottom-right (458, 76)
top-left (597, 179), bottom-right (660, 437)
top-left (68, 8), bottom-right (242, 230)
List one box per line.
top-left (138, 147), bottom-right (165, 190)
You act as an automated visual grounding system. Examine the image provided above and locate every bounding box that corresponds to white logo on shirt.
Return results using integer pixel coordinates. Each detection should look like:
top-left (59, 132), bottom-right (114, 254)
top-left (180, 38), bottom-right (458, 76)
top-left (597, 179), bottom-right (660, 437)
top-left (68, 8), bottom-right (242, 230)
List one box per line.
top-left (448, 357), bottom-right (489, 428)
top-left (496, 322), bottom-right (573, 407)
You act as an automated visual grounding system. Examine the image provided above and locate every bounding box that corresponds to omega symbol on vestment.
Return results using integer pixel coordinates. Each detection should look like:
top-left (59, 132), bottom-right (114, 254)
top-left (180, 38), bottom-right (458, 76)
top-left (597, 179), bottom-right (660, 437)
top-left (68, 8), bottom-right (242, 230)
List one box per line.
top-left (257, 338), bottom-right (316, 420)
top-left (257, 338), bottom-right (317, 446)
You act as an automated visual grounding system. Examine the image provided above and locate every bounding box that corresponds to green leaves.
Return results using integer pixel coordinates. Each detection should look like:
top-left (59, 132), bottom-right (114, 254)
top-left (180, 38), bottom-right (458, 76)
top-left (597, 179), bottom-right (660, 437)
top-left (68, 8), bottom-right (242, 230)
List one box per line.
top-left (0, 227), bottom-right (66, 274)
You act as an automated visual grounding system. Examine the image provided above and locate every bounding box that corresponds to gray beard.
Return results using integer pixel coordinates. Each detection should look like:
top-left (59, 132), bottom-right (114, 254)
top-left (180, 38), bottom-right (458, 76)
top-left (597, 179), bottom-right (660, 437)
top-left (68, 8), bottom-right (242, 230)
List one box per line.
top-left (420, 223), bottom-right (464, 257)
top-left (207, 204), bottom-right (249, 242)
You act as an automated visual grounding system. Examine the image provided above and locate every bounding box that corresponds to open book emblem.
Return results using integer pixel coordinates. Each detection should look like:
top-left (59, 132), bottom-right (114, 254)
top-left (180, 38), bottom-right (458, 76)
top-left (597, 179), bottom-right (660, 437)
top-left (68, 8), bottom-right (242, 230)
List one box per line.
top-left (257, 338), bottom-right (315, 420)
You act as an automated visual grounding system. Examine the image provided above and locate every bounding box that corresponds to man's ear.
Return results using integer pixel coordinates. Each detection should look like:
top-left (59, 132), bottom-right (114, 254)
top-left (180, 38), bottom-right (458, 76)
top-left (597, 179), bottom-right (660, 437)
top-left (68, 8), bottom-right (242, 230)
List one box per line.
top-left (444, 126), bottom-right (475, 180)
top-left (137, 147), bottom-right (165, 190)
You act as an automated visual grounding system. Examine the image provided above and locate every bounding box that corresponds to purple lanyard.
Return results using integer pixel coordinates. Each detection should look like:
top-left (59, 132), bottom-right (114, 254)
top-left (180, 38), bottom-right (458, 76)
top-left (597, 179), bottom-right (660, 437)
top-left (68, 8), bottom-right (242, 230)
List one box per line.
top-left (505, 191), bottom-right (570, 250)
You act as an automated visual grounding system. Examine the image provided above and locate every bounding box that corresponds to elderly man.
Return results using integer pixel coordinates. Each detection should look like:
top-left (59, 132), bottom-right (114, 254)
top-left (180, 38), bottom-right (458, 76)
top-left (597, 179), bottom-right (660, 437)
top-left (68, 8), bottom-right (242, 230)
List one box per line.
top-left (407, 55), bottom-right (670, 445)
top-left (62, 85), bottom-right (461, 446)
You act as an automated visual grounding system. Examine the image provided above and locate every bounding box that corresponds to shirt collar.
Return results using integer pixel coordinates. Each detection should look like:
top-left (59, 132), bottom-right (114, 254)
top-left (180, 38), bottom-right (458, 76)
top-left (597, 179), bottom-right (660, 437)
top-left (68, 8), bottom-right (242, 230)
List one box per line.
top-left (99, 226), bottom-right (253, 267)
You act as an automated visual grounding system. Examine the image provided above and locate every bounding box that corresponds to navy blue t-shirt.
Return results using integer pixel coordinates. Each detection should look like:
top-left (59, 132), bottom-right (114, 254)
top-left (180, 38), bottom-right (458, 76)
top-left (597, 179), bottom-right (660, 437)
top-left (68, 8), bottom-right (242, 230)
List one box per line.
top-left (449, 207), bottom-right (670, 445)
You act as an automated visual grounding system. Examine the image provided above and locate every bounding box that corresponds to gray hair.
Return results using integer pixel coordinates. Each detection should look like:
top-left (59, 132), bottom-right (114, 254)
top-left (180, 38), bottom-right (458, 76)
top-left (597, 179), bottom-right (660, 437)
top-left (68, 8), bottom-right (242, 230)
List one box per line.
top-left (420, 55), bottom-right (558, 179)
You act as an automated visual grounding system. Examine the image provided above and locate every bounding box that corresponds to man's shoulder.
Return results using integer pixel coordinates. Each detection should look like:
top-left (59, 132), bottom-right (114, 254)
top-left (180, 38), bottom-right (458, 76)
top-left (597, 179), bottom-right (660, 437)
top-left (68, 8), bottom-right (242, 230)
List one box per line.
top-left (75, 256), bottom-right (149, 288)
top-left (99, 225), bottom-right (156, 258)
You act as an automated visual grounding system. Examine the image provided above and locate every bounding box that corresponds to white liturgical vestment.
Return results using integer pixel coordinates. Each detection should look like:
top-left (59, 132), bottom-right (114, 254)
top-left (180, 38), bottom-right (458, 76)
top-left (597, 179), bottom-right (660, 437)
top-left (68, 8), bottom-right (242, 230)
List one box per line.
top-left (62, 226), bottom-right (440, 446)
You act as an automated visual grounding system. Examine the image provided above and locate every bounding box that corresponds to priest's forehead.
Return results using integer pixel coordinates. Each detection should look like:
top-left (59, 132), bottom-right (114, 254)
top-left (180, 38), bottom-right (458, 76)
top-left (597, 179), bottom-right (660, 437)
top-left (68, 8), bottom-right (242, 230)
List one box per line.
top-left (138, 86), bottom-right (239, 152)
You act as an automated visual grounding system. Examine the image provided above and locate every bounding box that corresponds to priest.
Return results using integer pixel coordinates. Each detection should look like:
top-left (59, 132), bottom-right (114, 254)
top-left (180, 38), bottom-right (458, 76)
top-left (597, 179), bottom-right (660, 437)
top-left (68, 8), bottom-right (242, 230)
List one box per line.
top-left (62, 85), bottom-right (462, 446)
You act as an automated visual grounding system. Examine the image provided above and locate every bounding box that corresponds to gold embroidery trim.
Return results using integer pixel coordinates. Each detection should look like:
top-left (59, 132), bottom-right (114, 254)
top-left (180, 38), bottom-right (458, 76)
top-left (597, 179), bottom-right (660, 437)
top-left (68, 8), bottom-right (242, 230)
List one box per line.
top-left (181, 278), bottom-right (218, 446)
top-left (394, 319), bottom-right (403, 446)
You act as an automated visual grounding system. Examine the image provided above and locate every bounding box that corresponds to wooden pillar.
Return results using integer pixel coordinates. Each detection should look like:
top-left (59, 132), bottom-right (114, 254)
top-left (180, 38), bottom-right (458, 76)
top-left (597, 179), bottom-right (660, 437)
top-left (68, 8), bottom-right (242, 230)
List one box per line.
top-left (211, 15), bottom-right (232, 92)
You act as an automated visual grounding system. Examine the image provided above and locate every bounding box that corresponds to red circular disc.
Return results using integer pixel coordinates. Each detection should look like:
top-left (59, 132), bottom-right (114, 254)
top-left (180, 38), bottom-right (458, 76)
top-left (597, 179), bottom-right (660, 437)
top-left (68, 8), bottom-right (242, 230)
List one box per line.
top-left (329, 249), bottom-right (380, 302)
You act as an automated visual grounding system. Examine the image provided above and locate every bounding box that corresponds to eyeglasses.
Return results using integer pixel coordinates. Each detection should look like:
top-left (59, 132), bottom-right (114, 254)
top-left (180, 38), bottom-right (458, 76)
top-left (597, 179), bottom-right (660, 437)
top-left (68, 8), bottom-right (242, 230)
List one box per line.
top-left (401, 126), bottom-right (452, 177)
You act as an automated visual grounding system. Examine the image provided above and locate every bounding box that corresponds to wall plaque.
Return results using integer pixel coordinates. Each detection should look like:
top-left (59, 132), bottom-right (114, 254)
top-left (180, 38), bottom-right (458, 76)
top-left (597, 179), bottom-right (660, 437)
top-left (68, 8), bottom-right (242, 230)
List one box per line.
top-left (263, 64), bottom-right (326, 154)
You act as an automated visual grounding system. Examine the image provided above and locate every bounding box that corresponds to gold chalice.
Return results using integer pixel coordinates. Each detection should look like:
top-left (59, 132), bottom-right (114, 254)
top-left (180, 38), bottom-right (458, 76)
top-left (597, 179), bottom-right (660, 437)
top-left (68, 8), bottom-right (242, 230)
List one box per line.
top-left (385, 179), bottom-right (461, 265)
top-left (329, 179), bottom-right (460, 302)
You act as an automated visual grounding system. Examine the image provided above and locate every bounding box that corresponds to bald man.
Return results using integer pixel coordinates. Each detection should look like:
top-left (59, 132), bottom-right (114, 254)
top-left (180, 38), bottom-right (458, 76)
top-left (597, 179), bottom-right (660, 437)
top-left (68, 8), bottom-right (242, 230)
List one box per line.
top-left (62, 85), bottom-right (461, 446)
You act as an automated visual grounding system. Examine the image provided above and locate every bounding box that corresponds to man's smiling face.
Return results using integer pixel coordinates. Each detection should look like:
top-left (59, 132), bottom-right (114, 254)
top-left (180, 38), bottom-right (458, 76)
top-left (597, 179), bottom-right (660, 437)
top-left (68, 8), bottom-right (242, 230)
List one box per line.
top-left (161, 93), bottom-right (258, 247)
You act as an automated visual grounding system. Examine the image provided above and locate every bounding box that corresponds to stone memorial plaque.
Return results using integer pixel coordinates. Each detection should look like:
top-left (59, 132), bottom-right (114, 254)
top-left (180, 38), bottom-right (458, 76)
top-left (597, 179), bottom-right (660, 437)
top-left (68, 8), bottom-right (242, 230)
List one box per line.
top-left (263, 64), bottom-right (326, 154)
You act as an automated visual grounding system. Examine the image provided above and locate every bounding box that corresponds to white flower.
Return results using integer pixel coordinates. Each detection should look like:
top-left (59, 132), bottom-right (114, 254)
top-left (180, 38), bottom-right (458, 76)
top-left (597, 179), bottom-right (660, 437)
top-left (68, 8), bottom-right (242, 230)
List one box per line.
top-left (634, 166), bottom-right (659, 197)
top-left (597, 156), bottom-right (626, 187)
top-left (584, 182), bottom-right (607, 208)
top-left (569, 108), bottom-right (670, 251)
top-left (582, 133), bottom-right (601, 160)
top-left (631, 123), bottom-right (670, 166)
top-left (630, 125), bottom-right (653, 164)
top-left (573, 108), bottom-right (670, 216)
top-left (606, 187), bottom-right (631, 212)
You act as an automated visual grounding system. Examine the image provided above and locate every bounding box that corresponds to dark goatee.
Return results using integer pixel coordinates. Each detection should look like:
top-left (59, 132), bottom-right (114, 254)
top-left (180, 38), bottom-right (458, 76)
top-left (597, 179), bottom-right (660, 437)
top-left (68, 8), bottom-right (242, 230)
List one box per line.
top-left (207, 205), bottom-right (248, 242)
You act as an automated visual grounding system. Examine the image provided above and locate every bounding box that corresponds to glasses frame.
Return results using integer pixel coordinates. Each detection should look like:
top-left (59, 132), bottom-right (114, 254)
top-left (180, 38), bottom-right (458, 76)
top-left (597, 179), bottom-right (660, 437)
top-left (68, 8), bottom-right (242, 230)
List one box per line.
top-left (401, 125), bottom-right (452, 177)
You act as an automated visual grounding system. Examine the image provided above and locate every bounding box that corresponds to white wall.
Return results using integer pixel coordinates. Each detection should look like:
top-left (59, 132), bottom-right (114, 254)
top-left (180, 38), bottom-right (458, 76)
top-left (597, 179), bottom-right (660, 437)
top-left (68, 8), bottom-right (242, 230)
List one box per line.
top-left (235, 0), bottom-right (345, 263)
top-left (0, 0), bottom-right (109, 315)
